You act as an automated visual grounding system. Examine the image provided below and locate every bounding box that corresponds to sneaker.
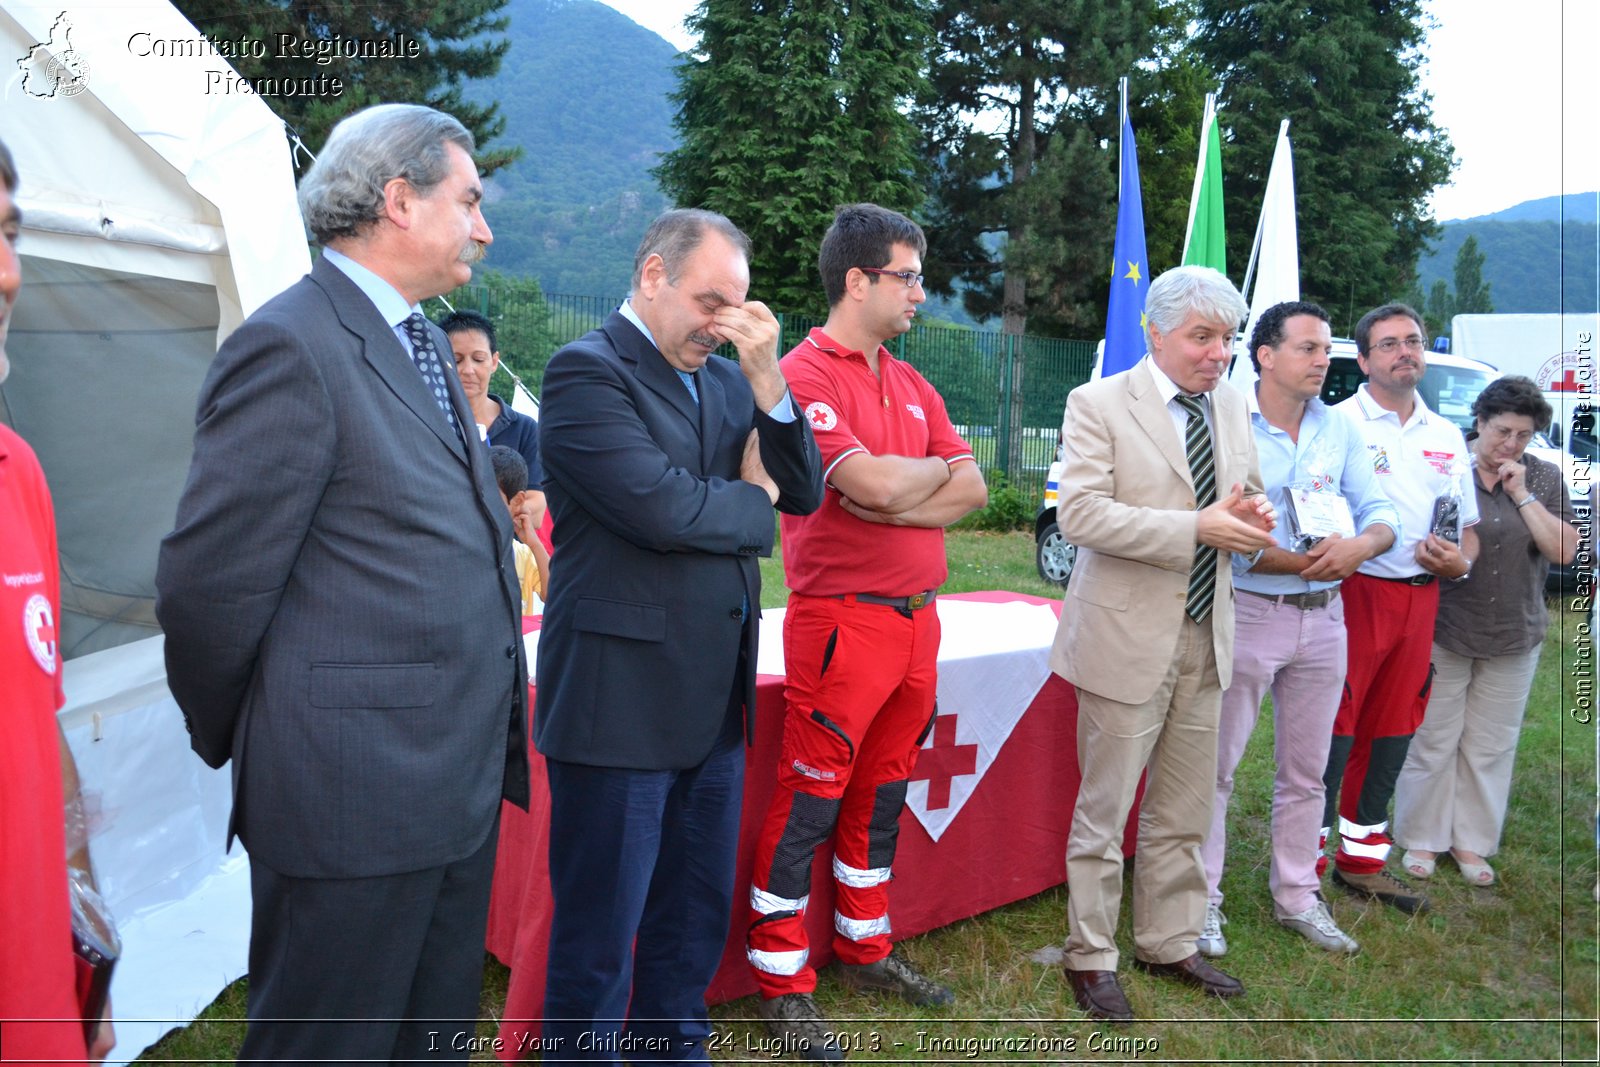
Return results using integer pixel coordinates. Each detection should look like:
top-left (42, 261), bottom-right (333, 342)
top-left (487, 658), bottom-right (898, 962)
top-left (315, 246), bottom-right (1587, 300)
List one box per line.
top-left (757, 993), bottom-right (845, 1062)
top-left (836, 951), bottom-right (955, 1007)
top-left (1331, 867), bottom-right (1430, 914)
top-left (1278, 900), bottom-right (1360, 954)
top-left (1197, 903), bottom-right (1228, 958)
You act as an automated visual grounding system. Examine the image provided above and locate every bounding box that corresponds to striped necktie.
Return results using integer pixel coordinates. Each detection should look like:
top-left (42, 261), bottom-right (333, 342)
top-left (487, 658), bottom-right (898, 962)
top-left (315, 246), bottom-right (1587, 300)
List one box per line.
top-left (1176, 393), bottom-right (1216, 622)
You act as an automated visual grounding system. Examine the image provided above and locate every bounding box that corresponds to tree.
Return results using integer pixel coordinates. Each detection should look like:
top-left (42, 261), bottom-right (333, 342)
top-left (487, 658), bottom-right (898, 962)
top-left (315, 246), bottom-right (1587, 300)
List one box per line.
top-left (1127, 6), bottom-right (1210, 279)
top-left (918, 1), bottom-right (1159, 337)
top-left (1452, 234), bottom-right (1493, 314)
top-left (1190, 0), bottom-right (1454, 334)
top-left (1424, 279), bottom-right (1453, 338)
top-left (917, 1), bottom-right (1159, 474)
top-left (655, 0), bottom-right (931, 317)
top-left (171, 0), bottom-right (519, 172)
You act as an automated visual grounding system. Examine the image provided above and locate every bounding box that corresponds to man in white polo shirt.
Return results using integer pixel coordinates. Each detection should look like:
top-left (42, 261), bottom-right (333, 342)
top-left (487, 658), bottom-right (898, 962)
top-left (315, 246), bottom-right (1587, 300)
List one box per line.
top-left (1324, 303), bottom-right (1479, 914)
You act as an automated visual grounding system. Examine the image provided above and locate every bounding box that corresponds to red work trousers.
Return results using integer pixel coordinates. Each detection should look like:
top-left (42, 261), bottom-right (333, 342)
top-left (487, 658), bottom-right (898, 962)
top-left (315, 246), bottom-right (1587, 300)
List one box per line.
top-left (746, 593), bottom-right (940, 998)
top-left (1324, 572), bottom-right (1439, 874)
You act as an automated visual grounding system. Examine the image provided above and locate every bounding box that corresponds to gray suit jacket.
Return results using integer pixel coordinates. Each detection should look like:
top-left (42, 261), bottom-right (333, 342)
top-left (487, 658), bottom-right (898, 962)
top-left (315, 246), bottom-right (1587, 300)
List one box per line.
top-left (534, 311), bottom-right (823, 769)
top-left (1050, 359), bottom-right (1263, 704)
top-left (156, 255), bottom-right (531, 879)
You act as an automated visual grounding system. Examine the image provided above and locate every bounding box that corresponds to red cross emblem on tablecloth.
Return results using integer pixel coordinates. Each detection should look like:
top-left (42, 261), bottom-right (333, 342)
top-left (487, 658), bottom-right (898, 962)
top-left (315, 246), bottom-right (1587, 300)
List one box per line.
top-left (910, 713), bottom-right (977, 810)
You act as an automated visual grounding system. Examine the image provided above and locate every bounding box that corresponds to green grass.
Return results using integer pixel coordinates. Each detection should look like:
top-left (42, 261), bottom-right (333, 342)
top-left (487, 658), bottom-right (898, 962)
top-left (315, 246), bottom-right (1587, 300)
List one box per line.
top-left (139, 531), bottom-right (1599, 1064)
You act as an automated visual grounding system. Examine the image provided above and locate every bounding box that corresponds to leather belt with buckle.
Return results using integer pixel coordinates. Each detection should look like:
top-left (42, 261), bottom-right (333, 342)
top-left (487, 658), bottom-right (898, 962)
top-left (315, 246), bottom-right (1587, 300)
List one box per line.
top-left (1240, 586), bottom-right (1340, 610)
top-left (834, 589), bottom-right (939, 613)
top-left (1373, 573), bottom-right (1437, 586)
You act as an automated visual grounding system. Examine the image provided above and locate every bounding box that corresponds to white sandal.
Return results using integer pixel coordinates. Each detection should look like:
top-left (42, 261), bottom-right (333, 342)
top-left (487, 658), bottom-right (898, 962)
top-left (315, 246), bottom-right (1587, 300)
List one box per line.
top-left (1401, 850), bottom-right (1437, 879)
top-left (1453, 854), bottom-right (1496, 886)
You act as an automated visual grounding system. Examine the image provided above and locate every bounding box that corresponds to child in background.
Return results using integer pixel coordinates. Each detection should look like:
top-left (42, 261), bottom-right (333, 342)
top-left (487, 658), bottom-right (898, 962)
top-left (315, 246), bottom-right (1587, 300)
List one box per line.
top-left (490, 445), bottom-right (550, 615)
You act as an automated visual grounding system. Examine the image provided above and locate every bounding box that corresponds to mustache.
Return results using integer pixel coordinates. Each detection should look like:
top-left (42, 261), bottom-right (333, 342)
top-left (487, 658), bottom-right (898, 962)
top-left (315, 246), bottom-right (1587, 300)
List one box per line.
top-left (688, 330), bottom-right (721, 349)
top-left (458, 241), bottom-right (487, 266)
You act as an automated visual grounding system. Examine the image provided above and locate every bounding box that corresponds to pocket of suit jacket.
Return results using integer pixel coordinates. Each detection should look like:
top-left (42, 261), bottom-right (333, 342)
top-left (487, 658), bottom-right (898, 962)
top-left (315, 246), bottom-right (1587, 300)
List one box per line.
top-left (309, 663), bottom-right (439, 708)
top-left (1073, 572), bottom-right (1131, 611)
top-left (573, 596), bottom-right (667, 642)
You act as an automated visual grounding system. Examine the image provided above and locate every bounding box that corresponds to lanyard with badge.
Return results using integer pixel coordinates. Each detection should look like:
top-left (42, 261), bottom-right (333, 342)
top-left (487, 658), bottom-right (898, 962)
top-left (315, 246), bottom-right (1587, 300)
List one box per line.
top-left (1283, 434), bottom-right (1356, 549)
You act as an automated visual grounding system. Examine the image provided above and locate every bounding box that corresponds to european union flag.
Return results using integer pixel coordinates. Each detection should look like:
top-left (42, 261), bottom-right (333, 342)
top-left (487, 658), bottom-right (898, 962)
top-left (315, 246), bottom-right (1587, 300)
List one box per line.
top-left (1101, 111), bottom-right (1149, 378)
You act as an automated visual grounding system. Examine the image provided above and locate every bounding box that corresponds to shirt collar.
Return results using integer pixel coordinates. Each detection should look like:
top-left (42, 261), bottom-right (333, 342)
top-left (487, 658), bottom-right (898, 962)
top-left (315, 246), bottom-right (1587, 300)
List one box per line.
top-left (619, 298), bottom-right (658, 350)
top-left (320, 247), bottom-right (419, 328)
top-left (1145, 355), bottom-right (1204, 409)
top-left (1246, 383), bottom-right (1329, 433)
top-left (804, 327), bottom-right (887, 367)
top-left (1353, 382), bottom-right (1433, 426)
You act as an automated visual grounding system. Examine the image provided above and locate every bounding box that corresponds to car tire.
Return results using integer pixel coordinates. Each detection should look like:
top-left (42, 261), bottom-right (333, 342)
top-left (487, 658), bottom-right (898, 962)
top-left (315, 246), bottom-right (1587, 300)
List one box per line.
top-left (1036, 521), bottom-right (1076, 586)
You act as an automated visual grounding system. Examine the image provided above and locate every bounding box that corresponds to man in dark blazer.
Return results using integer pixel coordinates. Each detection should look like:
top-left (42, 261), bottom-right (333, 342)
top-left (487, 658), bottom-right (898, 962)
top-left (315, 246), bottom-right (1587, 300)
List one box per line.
top-left (155, 105), bottom-right (529, 1062)
top-left (535, 209), bottom-right (823, 1061)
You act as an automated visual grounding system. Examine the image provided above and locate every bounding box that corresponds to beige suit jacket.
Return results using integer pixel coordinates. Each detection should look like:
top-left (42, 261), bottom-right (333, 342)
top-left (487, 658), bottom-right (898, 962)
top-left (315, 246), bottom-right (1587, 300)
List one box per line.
top-left (1050, 359), bottom-right (1263, 705)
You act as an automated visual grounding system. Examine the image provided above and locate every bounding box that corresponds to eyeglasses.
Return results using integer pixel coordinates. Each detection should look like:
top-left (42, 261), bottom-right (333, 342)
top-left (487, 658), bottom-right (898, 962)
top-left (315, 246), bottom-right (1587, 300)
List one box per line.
top-left (1480, 422), bottom-right (1536, 446)
top-left (858, 267), bottom-right (925, 289)
top-left (1371, 336), bottom-right (1428, 354)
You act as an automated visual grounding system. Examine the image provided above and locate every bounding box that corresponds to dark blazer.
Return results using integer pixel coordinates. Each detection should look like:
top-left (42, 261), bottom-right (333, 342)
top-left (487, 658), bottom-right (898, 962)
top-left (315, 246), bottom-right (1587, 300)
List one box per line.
top-left (156, 255), bottom-right (530, 880)
top-left (534, 310), bottom-right (823, 770)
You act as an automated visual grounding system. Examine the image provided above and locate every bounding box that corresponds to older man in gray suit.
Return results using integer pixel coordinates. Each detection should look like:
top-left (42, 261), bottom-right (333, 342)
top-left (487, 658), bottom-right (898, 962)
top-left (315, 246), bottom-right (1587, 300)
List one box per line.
top-left (1051, 266), bottom-right (1273, 1022)
top-left (156, 105), bottom-right (529, 1061)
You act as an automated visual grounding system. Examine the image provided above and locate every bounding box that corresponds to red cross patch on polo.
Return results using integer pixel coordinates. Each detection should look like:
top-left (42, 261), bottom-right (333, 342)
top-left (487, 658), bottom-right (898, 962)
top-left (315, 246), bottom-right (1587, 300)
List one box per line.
top-left (23, 592), bottom-right (57, 675)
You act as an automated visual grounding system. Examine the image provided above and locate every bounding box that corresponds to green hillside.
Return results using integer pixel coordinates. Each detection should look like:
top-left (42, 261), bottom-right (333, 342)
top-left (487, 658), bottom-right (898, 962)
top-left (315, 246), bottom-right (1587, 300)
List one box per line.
top-left (466, 0), bottom-right (680, 293)
top-left (1417, 192), bottom-right (1599, 313)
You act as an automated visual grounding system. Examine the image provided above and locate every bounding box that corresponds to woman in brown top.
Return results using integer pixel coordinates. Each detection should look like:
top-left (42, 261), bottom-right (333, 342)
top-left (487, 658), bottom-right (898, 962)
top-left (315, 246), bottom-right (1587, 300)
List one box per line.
top-left (1394, 376), bottom-right (1578, 886)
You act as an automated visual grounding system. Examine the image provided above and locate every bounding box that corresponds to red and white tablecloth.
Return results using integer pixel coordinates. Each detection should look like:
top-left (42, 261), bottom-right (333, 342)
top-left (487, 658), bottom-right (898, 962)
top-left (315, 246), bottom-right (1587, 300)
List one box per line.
top-left (485, 591), bottom-right (1138, 1054)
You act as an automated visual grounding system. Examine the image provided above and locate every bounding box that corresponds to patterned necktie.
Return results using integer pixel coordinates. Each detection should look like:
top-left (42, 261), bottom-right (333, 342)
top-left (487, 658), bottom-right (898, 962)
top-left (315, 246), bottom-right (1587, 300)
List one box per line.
top-left (401, 313), bottom-right (462, 439)
top-left (1176, 393), bottom-right (1217, 622)
top-left (675, 368), bottom-right (700, 406)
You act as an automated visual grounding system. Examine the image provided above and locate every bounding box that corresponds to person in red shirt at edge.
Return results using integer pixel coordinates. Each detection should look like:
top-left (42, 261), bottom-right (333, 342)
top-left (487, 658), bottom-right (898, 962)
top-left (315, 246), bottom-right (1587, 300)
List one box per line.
top-left (747, 204), bottom-right (987, 1058)
top-left (0, 138), bottom-right (115, 1063)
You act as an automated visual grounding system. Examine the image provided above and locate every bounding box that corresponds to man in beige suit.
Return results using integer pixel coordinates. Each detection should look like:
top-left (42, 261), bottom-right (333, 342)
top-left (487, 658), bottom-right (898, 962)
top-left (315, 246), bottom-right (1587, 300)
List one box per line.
top-left (1052, 266), bottom-right (1274, 1022)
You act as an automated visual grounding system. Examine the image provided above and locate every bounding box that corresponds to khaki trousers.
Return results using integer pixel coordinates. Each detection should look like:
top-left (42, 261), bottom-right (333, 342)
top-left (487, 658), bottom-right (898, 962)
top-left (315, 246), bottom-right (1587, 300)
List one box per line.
top-left (1393, 643), bottom-right (1541, 858)
top-left (1066, 616), bottom-right (1221, 970)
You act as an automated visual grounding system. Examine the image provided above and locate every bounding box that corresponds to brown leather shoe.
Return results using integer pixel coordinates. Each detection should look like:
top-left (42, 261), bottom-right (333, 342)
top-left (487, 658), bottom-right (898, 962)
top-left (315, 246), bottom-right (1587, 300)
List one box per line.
top-left (1132, 953), bottom-right (1244, 998)
top-left (1065, 967), bottom-right (1133, 1021)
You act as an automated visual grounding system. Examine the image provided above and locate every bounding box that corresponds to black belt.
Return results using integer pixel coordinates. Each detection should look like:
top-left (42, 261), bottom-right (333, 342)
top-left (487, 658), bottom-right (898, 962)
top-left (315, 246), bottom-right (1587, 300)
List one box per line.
top-left (1239, 586), bottom-right (1340, 610)
top-left (1371, 573), bottom-right (1436, 586)
top-left (833, 589), bottom-right (938, 612)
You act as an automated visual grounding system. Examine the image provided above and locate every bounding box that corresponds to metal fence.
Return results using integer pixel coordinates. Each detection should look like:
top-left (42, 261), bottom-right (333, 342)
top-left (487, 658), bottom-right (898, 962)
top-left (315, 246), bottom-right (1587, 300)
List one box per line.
top-left (430, 281), bottom-right (1097, 502)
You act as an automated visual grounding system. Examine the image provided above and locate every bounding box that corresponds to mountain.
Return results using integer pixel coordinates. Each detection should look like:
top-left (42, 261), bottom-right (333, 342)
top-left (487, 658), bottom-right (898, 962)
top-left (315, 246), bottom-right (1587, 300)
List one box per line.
top-left (1418, 193), bottom-right (1599, 313)
top-left (1449, 192), bottom-right (1599, 225)
top-left (465, 0), bottom-right (681, 294)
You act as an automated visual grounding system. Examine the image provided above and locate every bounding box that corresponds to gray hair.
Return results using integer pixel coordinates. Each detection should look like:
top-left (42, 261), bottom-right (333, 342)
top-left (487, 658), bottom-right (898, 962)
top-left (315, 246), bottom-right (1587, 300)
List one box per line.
top-left (631, 208), bottom-right (751, 291)
top-left (298, 104), bottom-right (475, 243)
top-left (1144, 265), bottom-right (1248, 338)
top-left (0, 137), bottom-right (16, 194)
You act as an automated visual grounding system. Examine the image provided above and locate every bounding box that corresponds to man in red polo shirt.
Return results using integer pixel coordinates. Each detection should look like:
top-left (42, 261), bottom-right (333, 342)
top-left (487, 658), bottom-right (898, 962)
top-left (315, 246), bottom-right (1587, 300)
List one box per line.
top-left (747, 204), bottom-right (987, 1056)
top-left (0, 137), bottom-right (114, 1063)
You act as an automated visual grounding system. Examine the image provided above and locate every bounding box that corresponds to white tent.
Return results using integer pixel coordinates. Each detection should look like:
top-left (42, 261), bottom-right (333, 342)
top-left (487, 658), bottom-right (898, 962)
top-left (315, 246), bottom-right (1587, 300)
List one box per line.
top-left (1, 1), bottom-right (309, 1059)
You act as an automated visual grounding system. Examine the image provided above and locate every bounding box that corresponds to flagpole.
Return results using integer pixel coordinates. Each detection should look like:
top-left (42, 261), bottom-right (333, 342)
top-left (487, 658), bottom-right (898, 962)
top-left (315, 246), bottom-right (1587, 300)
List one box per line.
top-left (1118, 77), bottom-right (1128, 200)
top-left (1241, 118), bottom-right (1291, 305)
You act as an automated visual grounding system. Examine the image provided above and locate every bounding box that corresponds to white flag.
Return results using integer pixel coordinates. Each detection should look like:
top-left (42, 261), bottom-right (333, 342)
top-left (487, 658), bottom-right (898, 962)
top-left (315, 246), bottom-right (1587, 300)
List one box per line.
top-left (1232, 119), bottom-right (1299, 387)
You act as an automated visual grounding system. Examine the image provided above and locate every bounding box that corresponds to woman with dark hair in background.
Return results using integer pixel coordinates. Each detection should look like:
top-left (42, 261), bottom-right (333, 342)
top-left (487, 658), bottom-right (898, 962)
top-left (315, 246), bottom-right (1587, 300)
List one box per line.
top-left (1395, 375), bottom-right (1578, 886)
